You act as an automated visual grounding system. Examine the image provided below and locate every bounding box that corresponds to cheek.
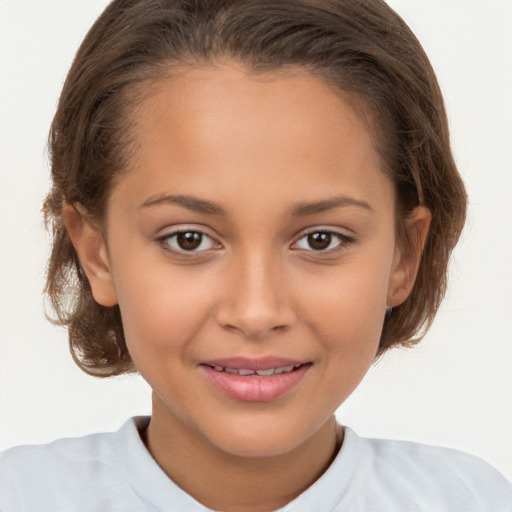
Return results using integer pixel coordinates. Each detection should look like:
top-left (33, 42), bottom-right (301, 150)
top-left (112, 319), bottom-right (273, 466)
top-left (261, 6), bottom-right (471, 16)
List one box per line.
top-left (297, 258), bottom-right (391, 355)
top-left (113, 263), bottom-right (216, 363)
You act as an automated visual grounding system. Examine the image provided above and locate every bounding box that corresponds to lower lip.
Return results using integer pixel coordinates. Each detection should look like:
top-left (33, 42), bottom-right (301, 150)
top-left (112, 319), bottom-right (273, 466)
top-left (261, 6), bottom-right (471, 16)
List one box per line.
top-left (201, 364), bottom-right (310, 402)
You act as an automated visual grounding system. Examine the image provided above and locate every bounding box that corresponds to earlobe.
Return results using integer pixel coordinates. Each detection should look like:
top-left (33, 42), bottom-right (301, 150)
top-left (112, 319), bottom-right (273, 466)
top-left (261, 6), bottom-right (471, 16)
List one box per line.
top-left (62, 204), bottom-right (118, 307)
top-left (387, 206), bottom-right (431, 307)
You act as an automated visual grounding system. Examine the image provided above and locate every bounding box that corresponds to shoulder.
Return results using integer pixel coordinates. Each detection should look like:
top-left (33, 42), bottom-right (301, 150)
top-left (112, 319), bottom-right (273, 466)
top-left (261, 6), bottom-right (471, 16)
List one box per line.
top-left (344, 428), bottom-right (512, 512)
top-left (0, 423), bottom-right (119, 478)
top-left (366, 433), bottom-right (508, 484)
top-left (0, 417), bottom-right (148, 512)
top-left (1, 426), bottom-right (115, 467)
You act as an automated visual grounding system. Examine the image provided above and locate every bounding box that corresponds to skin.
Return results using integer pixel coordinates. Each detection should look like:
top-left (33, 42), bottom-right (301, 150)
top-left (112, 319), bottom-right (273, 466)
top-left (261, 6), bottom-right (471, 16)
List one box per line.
top-left (64, 63), bottom-right (430, 511)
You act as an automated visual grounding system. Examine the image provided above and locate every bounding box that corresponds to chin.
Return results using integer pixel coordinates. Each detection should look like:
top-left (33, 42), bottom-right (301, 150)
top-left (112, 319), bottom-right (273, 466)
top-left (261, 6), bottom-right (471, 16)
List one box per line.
top-left (217, 434), bottom-right (301, 459)
top-left (205, 414), bottom-right (318, 459)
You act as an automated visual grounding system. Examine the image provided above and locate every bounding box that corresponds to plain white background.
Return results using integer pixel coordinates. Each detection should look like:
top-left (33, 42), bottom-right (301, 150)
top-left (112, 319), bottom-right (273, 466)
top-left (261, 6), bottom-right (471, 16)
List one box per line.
top-left (1, 0), bottom-right (511, 481)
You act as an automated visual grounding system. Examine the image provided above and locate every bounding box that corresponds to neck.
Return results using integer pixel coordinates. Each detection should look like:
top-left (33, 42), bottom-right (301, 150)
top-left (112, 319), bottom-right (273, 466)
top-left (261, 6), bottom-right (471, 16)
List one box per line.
top-left (143, 398), bottom-right (343, 512)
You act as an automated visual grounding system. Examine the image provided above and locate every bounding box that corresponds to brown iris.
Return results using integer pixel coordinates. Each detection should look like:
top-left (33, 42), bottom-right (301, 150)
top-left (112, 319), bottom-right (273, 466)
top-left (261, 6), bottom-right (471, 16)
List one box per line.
top-left (307, 232), bottom-right (332, 250)
top-left (176, 232), bottom-right (203, 250)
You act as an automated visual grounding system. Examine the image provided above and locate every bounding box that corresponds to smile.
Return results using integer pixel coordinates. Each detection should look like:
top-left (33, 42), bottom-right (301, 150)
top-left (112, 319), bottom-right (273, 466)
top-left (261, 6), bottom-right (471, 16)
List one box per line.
top-left (200, 359), bottom-right (311, 402)
top-left (208, 364), bottom-right (301, 376)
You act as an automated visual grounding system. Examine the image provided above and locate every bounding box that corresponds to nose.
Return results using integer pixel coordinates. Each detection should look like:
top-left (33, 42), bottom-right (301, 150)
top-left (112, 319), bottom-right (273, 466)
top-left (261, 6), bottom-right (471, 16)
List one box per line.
top-left (215, 250), bottom-right (297, 339)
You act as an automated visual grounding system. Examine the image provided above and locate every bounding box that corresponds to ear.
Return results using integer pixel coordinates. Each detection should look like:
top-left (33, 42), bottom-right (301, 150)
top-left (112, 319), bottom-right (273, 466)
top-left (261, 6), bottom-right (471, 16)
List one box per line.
top-left (62, 204), bottom-right (118, 307)
top-left (387, 206), bottom-right (431, 307)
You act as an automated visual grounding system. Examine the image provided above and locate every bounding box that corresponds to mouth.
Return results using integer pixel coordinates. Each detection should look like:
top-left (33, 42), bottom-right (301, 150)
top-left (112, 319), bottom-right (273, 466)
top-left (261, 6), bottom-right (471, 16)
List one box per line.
top-left (204, 363), bottom-right (305, 377)
top-left (200, 358), bottom-right (312, 402)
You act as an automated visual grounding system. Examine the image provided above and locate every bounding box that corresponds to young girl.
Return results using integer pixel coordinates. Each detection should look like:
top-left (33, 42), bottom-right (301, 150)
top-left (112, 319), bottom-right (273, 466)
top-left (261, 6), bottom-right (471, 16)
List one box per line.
top-left (1, 0), bottom-right (511, 511)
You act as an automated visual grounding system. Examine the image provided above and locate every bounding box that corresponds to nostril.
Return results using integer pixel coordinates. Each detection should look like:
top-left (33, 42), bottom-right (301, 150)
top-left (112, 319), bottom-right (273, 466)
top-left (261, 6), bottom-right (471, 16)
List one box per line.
top-left (219, 316), bottom-right (292, 339)
top-left (214, 271), bottom-right (297, 337)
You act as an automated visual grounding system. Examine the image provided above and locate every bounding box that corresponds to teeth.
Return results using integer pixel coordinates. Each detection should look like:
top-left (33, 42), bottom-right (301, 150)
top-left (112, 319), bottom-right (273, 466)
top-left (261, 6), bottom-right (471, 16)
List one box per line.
top-left (238, 368), bottom-right (256, 376)
top-left (274, 365), bottom-right (294, 374)
top-left (210, 365), bottom-right (299, 376)
top-left (255, 368), bottom-right (275, 376)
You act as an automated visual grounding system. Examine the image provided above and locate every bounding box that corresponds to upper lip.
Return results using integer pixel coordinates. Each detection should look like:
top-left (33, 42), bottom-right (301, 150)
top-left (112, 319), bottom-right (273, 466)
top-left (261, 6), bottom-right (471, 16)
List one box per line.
top-left (200, 357), bottom-right (309, 371)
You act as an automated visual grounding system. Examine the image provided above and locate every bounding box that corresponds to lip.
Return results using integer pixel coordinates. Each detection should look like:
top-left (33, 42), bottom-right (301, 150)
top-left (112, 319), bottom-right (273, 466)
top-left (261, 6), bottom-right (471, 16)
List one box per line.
top-left (200, 357), bottom-right (311, 402)
top-left (201, 356), bottom-right (306, 371)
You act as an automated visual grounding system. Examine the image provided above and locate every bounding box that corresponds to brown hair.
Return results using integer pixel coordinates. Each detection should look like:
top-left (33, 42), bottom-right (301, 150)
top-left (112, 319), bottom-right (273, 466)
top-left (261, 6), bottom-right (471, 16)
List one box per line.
top-left (44, 0), bottom-right (467, 377)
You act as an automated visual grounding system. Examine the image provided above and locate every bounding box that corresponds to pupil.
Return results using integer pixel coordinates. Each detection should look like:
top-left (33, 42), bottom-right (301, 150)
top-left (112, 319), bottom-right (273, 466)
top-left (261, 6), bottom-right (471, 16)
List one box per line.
top-left (308, 232), bottom-right (331, 250)
top-left (177, 232), bottom-right (202, 250)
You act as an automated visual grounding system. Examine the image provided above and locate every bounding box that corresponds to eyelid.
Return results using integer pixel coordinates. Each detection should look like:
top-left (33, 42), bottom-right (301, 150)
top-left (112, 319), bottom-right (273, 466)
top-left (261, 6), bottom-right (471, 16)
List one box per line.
top-left (291, 227), bottom-right (355, 253)
top-left (155, 224), bottom-right (354, 256)
top-left (156, 225), bottom-right (222, 254)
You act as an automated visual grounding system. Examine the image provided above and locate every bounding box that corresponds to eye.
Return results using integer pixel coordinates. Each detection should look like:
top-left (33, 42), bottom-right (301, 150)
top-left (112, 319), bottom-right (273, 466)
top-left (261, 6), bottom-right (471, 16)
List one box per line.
top-left (159, 230), bottom-right (217, 253)
top-left (294, 231), bottom-right (349, 252)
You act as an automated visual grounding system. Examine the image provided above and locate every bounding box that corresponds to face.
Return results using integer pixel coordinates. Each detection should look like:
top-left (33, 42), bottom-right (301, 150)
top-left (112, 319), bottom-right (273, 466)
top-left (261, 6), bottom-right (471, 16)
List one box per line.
top-left (77, 64), bottom-right (422, 458)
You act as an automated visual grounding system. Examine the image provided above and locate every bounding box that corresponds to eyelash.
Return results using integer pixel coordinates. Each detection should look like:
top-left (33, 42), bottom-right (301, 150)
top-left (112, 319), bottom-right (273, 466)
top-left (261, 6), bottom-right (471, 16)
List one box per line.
top-left (157, 230), bottom-right (219, 254)
top-left (292, 230), bottom-right (353, 254)
top-left (156, 228), bottom-right (354, 256)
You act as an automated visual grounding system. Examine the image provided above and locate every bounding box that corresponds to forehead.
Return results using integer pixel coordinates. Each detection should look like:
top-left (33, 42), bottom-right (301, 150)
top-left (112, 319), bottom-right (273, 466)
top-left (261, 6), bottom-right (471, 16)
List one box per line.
top-left (112, 63), bottom-right (392, 215)
top-left (135, 64), bottom-right (376, 162)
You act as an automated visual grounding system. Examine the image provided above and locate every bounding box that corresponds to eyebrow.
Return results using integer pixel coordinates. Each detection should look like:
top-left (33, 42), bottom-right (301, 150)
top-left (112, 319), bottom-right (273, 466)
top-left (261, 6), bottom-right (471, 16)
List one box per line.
top-left (139, 194), bottom-right (227, 215)
top-left (290, 195), bottom-right (373, 216)
top-left (139, 193), bottom-right (372, 217)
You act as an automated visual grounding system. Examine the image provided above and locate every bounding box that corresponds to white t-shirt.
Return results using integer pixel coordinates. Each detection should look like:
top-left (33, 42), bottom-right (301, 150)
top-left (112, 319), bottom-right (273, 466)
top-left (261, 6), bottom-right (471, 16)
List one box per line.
top-left (1, 416), bottom-right (511, 512)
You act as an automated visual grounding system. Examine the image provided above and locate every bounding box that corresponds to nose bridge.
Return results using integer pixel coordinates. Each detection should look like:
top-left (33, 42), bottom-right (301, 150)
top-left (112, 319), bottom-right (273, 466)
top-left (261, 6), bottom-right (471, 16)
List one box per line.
top-left (216, 245), bottom-right (295, 338)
